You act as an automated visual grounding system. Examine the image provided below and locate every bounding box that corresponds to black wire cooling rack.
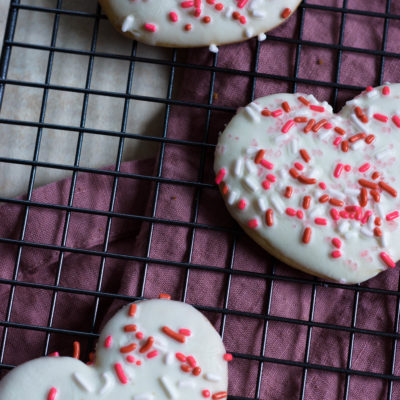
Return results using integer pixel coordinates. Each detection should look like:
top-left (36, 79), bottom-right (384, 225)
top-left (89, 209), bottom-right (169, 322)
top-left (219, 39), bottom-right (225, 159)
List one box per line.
top-left (2, 0), bottom-right (400, 399)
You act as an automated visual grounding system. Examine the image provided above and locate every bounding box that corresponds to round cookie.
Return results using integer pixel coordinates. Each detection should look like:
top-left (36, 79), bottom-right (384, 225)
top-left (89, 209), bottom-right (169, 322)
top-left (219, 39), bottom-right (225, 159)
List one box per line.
top-left (99, 0), bottom-right (302, 49)
top-left (214, 84), bottom-right (400, 284)
top-left (0, 299), bottom-right (229, 399)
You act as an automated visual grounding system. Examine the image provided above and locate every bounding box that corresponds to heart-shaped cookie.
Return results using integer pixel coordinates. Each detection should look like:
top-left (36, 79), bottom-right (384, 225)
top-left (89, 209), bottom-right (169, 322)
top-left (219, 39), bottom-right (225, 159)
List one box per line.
top-left (214, 84), bottom-right (400, 284)
top-left (99, 0), bottom-right (302, 49)
top-left (0, 299), bottom-right (228, 399)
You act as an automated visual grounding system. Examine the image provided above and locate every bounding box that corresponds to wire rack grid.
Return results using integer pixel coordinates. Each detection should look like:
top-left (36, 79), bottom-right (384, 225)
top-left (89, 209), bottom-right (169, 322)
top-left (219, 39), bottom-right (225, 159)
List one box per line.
top-left (1, 0), bottom-right (400, 399)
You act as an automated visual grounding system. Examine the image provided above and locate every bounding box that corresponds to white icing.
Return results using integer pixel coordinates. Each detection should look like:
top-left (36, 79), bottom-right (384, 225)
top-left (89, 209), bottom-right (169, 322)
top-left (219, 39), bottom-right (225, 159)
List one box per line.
top-left (99, 0), bottom-right (302, 47)
top-left (214, 85), bottom-right (400, 283)
top-left (0, 300), bottom-right (228, 399)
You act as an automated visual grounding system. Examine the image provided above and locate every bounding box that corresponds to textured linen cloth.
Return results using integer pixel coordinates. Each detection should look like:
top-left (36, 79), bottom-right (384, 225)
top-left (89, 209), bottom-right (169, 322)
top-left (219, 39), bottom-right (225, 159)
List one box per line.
top-left (1, 1), bottom-right (400, 399)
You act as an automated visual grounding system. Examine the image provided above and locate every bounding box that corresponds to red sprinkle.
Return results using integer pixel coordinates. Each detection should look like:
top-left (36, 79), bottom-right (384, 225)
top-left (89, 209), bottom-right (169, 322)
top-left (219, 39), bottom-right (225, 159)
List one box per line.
top-left (304, 119), bottom-right (315, 133)
top-left (282, 101), bottom-right (291, 112)
top-left (298, 96), bottom-right (310, 106)
top-left (104, 335), bottom-right (113, 348)
top-left (284, 186), bottom-right (293, 198)
top-left (136, 332), bottom-right (144, 340)
top-left (359, 179), bottom-right (378, 190)
top-left (380, 252), bottom-right (396, 268)
top-left (193, 366), bottom-right (202, 376)
top-left (319, 194), bottom-right (330, 203)
top-left (266, 209), bottom-right (274, 227)
top-left (114, 363), bottom-right (128, 384)
top-left (139, 337), bottom-right (154, 353)
top-left (379, 181), bottom-right (398, 198)
top-left (392, 115), bottom-right (400, 128)
top-left (386, 211), bottom-right (400, 221)
top-left (383, 86), bottom-right (390, 96)
top-left (120, 343), bottom-right (137, 354)
top-left (272, 110), bottom-right (283, 117)
top-left (223, 353), bottom-right (233, 362)
top-left (202, 389), bottom-right (211, 398)
top-left (302, 227), bottom-right (312, 244)
top-left (298, 175), bottom-right (317, 185)
top-left (297, 210), bottom-right (304, 219)
top-left (261, 108), bottom-right (271, 117)
top-left (333, 137), bottom-right (342, 146)
top-left (319, 182), bottom-right (327, 190)
top-left (294, 116), bottom-right (308, 123)
top-left (286, 208), bottom-right (296, 217)
top-left (162, 327), bottom-right (186, 343)
top-left (73, 341), bottom-right (80, 359)
top-left (178, 328), bottom-right (192, 336)
top-left (300, 149), bottom-right (311, 163)
top-left (248, 219), bottom-right (258, 229)
top-left (128, 303), bottom-right (137, 317)
top-left (331, 250), bottom-right (342, 258)
top-left (330, 208), bottom-right (340, 221)
top-left (289, 168), bottom-right (299, 179)
top-left (169, 12), bottom-right (178, 22)
top-left (266, 174), bottom-right (276, 182)
top-left (303, 196), bottom-right (311, 210)
top-left (294, 162), bottom-right (304, 171)
top-left (255, 149), bottom-right (266, 164)
top-left (212, 392), bottom-right (228, 400)
top-left (126, 355), bottom-right (135, 363)
top-left (372, 171), bottom-right (381, 180)
top-left (47, 388), bottom-right (57, 400)
top-left (147, 350), bottom-right (158, 359)
top-left (365, 134), bottom-right (375, 144)
top-left (238, 199), bottom-right (247, 210)
top-left (374, 227), bottom-right (383, 237)
top-left (341, 141), bottom-right (349, 152)
top-left (329, 198), bottom-right (344, 207)
top-left (282, 120), bottom-right (295, 133)
top-left (334, 127), bottom-right (346, 135)
top-left (187, 355), bottom-right (197, 367)
top-left (215, 168), bottom-right (226, 184)
top-left (262, 180), bottom-right (271, 190)
top-left (309, 105), bottom-right (325, 112)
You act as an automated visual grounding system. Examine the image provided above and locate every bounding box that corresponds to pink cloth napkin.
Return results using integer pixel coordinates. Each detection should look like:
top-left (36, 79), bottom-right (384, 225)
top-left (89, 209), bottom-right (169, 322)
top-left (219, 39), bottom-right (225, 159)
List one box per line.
top-left (1, 1), bottom-right (400, 399)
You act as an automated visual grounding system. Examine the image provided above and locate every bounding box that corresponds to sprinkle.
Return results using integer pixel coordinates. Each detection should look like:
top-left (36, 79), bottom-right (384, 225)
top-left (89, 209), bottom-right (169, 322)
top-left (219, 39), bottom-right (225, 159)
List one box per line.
top-left (341, 141), bottom-right (349, 152)
top-left (48, 352), bottom-right (59, 357)
top-left (121, 15), bottom-right (135, 32)
top-left (202, 390), bottom-right (211, 398)
top-left (304, 119), bottom-right (315, 133)
top-left (178, 328), bottom-right (191, 336)
top-left (372, 171), bottom-right (380, 180)
top-left (73, 341), bottom-right (80, 359)
top-left (120, 343), bottom-right (137, 354)
top-left (283, 186), bottom-right (293, 199)
top-left (299, 149), bottom-right (311, 163)
top-left (359, 179), bottom-right (378, 190)
top-left (262, 180), bottom-right (271, 190)
top-left (282, 101), bottom-right (291, 112)
top-left (159, 376), bottom-right (179, 399)
top-left (360, 188), bottom-right (368, 207)
top-left (104, 335), bottom-right (113, 348)
top-left (319, 194), bottom-right (330, 203)
top-left (312, 119), bottom-right (328, 132)
top-left (140, 337), bottom-right (154, 353)
top-left (286, 208), bottom-right (296, 217)
top-left (254, 149), bottom-right (266, 164)
top-left (238, 199), bottom-right (246, 210)
top-left (374, 227), bottom-right (383, 237)
top-left (332, 238), bottom-right (342, 248)
top-left (386, 211), bottom-right (400, 221)
top-left (298, 96), bottom-right (310, 106)
top-left (349, 133), bottom-right (366, 143)
top-left (380, 252), bottom-right (396, 268)
top-left (302, 227), bottom-right (312, 244)
top-left (272, 109), bottom-right (283, 117)
top-left (162, 326), bottom-right (186, 343)
top-left (329, 198), bottom-right (344, 207)
top-left (282, 120), bottom-right (295, 133)
top-left (209, 44), bottom-right (219, 53)
top-left (344, 165), bottom-right (351, 172)
top-left (266, 174), bottom-right (276, 182)
top-left (114, 363), bottom-right (128, 384)
top-left (315, 218), bottom-right (328, 226)
top-left (260, 159), bottom-right (274, 170)
top-left (331, 250), bottom-right (342, 258)
top-left (294, 117), bottom-right (308, 123)
top-left (374, 113), bottom-right (389, 123)
top-left (248, 219), bottom-right (258, 228)
top-left (144, 23), bottom-right (157, 32)
top-left (205, 373), bottom-right (221, 382)
top-left (212, 392), bottom-right (228, 400)
top-left (297, 210), bottom-right (304, 219)
top-left (245, 105), bottom-right (260, 122)
top-left (215, 168), bottom-right (226, 184)
top-left (334, 163), bottom-right (344, 178)
top-left (147, 350), bottom-right (159, 359)
top-left (73, 372), bottom-right (94, 392)
top-left (319, 182), bottom-right (327, 190)
top-left (392, 115), bottom-right (400, 128)
top-left (333, 137), bottom-right (342, 146)
top-left (303, 196), bottom-right (311, 210)
top-left (243, 176), bottom-right (259, 192)
top-left (223, 353), bottom-right (233, 362)
top-left (359, 163), bottom-right (371, 173)
top-left (233, 159), bottom-right (244, 177)
top-left (335, 127), bottom-right (346, 135)
top-left (383, 86), bottom-right (390, 96)
top-left (266, 209), bottom-right (274, 226)
top-left (289, 168), bottom-right (299, 179)
top-left (281, 7), bottom-right (291, 18)
top-left (271, 196), bottom-right (285, 214)
top-left (310, 105), bottom-right (325, 112)
top-left (261, 108), bottom-right (271, 116)
top-left (379, 181), bottom-right (398, 197)
top-left (298, 175), bottom-right (317, 185)
top-left (330, 209), bottom-right (340, 221)
top-left (99, 372), bottom-right (114, 395)
top-left (159, 293), bottom-right (171, 300)
top-left (181, 364), bottom-right (191, 373)
top-left (47, 388), bottom-right (58, 400)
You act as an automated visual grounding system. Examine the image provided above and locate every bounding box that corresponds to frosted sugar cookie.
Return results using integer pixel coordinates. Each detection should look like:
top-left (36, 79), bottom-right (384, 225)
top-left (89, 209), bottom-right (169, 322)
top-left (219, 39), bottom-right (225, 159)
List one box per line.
top-left (214, 84), bottom-right (400, 284)
top-left (99, 0), bottom-right (302, 49)
top-left (0, 299), bottom-right (229, 399)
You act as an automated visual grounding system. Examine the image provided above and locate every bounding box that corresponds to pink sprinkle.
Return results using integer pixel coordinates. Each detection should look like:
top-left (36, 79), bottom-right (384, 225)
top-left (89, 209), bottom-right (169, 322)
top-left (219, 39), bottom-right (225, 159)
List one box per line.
top-left (332, 238), bottom-right (342, 248)
top-left (310, 105), bottom-right (325, 112)
top-left (215, 168), bottom-right (226, 184)
top-left (366, 86), bottom-right (373, 92)
top-left (248, 219), bottom-right (258, 229)
top-left (187, 355), bottom-right (197, 367)
top-left (126, 355), bottom-right (135, 363)
top-left (383, 86), bottom-right (390, 96)
top-left (114, 363), bottom-right (128, 384)
top-left (169, 12), bottom-right (178, 22)
top-left (330, 208), bottom-right (340, 221)
top-left (48, 352), bottom-right (59, 357)
top-left (262, 180), bottom-right (271, 190)
top-left (294, 162), bottom-right (304, 171)
top-left (176, 352), bottom-right (186, 362)
top-left (373, 113), bottom-right (388, 123)
top-left (238, 199), bottom-right (246, 210)
top-left (355, 208), bottom-right (363, 220)
top-left (331, 250), bottom-right (342, 258)
top-left (286, 208), bottom-right (296, 217)
top-left (266, 174), bottom-right (276, 182)
top-left (223, 353), bottom-right (233, 362)
top-left (315, 218), bottom-right (328, 226)
top-left (340, 210), bottom-right (349, 219)
top-left (104, 335), bottom-right (112, 348)
top-left (333, 137), bottom-right (342, 146)
top-left (324, 122), bottom-right (333, 129)
top-left (136, 332), bottom-right (144, 340)
top-left (272, 110), bottom-right (283, 118)
top-left (334, 163), bottom-right (344, 178)
top-left (361, 210), bottom-right (373, 224)
top-left (386, 211), bottom-right (400, 221)
top-left (147, 350), bottom-right (159, 359)
top-left (178, 328), bottom-right (192, 336)
top-left (47, 388), bottom-right (57, 400)
top-left (359, 163), bottom-right (371, 173)
top-left (344, 165), bottom-right (351, 172)
top-left (260, 159), bottom-right (274, 170)
top-left (237, 0), bottom-right (249, 8)
top-left (181, 0), bottom-right (194, 7)
top-left (282, 120), bottom-right (295, 133)
top-left (144, 23), bottom-right (157, 32)
top-left (296, 210), bottom-right (304, 219)
top-left (393, 115), bottom-right (400, 128)
top-left (380, 252), bottom-right (396, 268)
top-left (319, 182), bottom-right (327, 190)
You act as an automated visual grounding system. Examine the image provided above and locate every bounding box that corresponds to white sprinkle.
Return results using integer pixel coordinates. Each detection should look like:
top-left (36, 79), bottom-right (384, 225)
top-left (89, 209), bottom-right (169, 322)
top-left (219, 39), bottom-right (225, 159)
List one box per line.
top-left (352, 140), bottom-right (365, 151)
top-left (245, 159), bottom-right (258, 174)
top-left (271, 196), bottom-right (284, 214)
top-left (224, 6), bottom-right (234, 18)
top-left (344, 188), bottom-right (360, 196)
top-left (250, 102), bottom-right (262, 112)
top-left (245, 27), bottom-right (254, 38)
top-left (377, 203), bottom-right (385, 218)
top-left (251, 9), bottom-right (266, 18)
top-left (350, 114), bottom-right (366, 130)
top-left (361, 227), bottom-right (374, 237)
top-left (258, 33), bottom-right (266, 41)
top-left (178, 380), bottom-right (196, 388)
top-left (204, 373), bottom-right (222, 382)
top-left (159, 376), bottom-right (179, 399)
top-left (209, 44), bottom-right (219, 53)
top-left (307, 167), bottom-right (321, 179)
top-left (245, 105), bottom-right (260, 122)
top-left (243, 176), bottom-right (259, 192)
top-left (291, 139), bottom-right (298, 154)
top-left (99, 372), bottom-right (114, 395)
top-left (73, 372), bottom-right (94, 392)
top-left (256, 197), bottom-right (268, 212)
top-left (381, 232), bottom-right (388, 247)
top-left (368, 216), bottom-right (375, 230)
top-left (121, 15), bottom-right (135, 32)
top-left (245, 147), bottom-right (258, 155)
top-left (319, 130), bottom-right (332, 141)
top-left (366, 89), bottom-right (378, 98)
top-left (275, 134), bottom-right (289, 143)
top-left (278, 169), bottom-right (289, 179)
top-left (233, 159), bottom-right (244, 177)
top-left (227, 190), bottom-right (238, 205)
top-left (345, 230), bottom-right (358, 240)
top-left (329, 189), bottom-right (346, 200)
top-left (133, 394), bottom-right (155, 400)
top-left (338, 221), bottom-right (350, 234)
top-left (375, 148), bottom-right (393, 160)
top-left (307, 94), bottom-right (319, 104)
top-left (309, 206), bottom-right (322, 220)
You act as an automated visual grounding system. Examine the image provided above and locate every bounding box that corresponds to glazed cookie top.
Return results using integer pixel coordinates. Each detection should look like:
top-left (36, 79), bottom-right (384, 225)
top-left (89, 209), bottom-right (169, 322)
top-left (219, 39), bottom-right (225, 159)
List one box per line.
top-left (99, 0), bottom-right (302, 48)
top-left (214, 84), bottom-right (400, 284)
top-left (0, 299), bottom-right (229, 399)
